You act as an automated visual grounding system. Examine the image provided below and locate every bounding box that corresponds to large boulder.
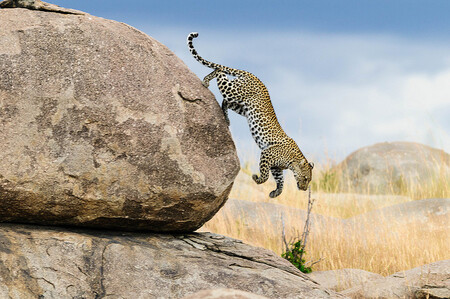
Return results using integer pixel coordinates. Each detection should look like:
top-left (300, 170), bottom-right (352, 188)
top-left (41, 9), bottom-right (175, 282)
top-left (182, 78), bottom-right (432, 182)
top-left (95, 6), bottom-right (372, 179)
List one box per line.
top-left (335, 142), bottom-right (450, 193)
top-left (0, 223), bottom-right (344, 299)
top-left (0, 4), bottom-right (239, 231)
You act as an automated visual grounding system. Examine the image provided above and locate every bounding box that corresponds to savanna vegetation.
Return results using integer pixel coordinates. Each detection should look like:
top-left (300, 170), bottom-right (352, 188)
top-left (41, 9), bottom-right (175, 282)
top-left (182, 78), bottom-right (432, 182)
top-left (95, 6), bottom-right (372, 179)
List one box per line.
top-left (200, 154), bottom-right (449, 276)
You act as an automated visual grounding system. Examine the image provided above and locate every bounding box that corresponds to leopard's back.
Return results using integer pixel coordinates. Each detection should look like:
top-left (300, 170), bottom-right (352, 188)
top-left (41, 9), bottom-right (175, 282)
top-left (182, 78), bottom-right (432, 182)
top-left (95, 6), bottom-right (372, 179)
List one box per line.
top-left (236, 73), bottom-right (289, 150)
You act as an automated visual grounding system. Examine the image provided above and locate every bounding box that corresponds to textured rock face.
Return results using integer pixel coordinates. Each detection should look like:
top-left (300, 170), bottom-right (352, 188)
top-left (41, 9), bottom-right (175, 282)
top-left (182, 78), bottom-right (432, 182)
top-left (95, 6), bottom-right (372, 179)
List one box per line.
top-left (0, 224), bottom-right (344, 299)
top-left (181, 289), bottom-right (270, 299)
top-left (335, 142), bottom-right (450, 193)
top-left (0, 7), bottom-right (239, 231)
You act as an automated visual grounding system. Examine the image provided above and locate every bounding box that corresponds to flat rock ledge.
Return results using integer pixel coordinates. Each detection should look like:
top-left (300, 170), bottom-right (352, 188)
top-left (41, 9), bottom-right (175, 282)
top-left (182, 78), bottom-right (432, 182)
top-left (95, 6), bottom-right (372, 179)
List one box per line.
top-left (0, 223), bottom-right (344, 299)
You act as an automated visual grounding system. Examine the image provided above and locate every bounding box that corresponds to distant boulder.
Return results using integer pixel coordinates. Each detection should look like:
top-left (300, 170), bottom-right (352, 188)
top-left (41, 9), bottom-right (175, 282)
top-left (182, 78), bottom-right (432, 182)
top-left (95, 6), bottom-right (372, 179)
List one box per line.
top-left (0, 4), bottom-right (239, 232)
top-left (335, 142), bottom-right (449, 194)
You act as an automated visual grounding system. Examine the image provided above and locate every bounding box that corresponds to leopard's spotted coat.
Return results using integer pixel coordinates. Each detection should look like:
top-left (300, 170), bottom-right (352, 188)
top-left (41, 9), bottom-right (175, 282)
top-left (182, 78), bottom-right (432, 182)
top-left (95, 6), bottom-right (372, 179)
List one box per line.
top-left (187, 32), bottom-right (313, 197)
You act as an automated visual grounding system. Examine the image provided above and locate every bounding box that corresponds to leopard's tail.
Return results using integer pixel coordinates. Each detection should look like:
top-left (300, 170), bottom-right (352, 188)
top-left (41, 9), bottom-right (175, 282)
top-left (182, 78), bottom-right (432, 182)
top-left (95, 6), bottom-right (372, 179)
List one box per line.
top-left (187, 32), bottom-right (243, 77)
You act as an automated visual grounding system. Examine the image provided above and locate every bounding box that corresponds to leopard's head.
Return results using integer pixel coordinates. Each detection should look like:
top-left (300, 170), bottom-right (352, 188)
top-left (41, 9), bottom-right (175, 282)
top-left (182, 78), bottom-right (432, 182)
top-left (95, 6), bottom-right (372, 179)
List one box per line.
top-left (290, 160), bottom-right (314, 191)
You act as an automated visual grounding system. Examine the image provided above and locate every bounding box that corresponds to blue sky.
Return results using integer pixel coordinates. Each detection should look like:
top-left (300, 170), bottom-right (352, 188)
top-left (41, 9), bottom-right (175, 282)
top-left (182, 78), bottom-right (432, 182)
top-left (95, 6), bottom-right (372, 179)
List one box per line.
top-left (51, 1), bottom-right (450, 162)
top-left (52, 1), bottom-right (450, 37)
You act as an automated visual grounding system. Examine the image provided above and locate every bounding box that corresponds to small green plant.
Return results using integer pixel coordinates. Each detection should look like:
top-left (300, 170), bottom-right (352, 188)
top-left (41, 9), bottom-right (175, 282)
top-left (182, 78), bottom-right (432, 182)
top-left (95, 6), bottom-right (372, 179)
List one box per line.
top-left (282, 240), bottom-right (312, 273)
top-left (281, 187), bottom-right (321, 273)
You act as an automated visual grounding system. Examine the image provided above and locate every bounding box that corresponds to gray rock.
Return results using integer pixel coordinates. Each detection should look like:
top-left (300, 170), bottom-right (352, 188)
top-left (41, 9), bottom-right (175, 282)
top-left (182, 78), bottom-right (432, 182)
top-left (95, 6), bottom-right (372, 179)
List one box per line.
top-left (415, 287), bottom-right (450, 299)
top-left (0, 223), bottom-right (345, 299)
top-left (335, 142), bottom-right (450, 193)
top-left (0, 6), bottom-right (239, 231)
top-left (308, 269), bottom-right (384, 292)
top-left (181, 289), bottom-right (270, 299)
top-left (342, 260), bottom-right (450, 299)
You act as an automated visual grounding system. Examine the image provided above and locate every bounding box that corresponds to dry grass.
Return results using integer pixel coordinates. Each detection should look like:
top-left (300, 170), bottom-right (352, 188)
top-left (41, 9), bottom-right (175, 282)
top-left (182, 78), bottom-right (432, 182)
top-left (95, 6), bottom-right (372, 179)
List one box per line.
top-left (305, 220), bottom-right (449, 275)
top-left (200, 155), bottom-right (450, 276)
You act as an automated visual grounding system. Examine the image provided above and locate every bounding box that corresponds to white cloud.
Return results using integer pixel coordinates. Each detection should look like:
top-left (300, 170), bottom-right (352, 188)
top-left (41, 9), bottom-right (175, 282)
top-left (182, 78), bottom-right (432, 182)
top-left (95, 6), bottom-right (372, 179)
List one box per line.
top-left (402, 70), bottom-right (450, 110)
top-left (145, 27), bottom-right (450, 162)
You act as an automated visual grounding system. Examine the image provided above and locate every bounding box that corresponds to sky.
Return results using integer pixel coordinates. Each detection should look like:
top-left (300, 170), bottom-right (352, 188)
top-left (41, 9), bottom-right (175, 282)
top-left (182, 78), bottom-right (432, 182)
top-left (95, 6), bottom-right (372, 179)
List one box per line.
top-left (50, 0), bottom-right (450, 163)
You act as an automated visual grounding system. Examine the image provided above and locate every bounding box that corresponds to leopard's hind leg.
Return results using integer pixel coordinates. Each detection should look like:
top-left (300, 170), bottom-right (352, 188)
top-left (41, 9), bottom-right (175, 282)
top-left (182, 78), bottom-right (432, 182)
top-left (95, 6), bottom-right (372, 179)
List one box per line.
top-left (216, 72), bottom-right (245, 125)
top-left (202, 70), bottom-right (232, 124)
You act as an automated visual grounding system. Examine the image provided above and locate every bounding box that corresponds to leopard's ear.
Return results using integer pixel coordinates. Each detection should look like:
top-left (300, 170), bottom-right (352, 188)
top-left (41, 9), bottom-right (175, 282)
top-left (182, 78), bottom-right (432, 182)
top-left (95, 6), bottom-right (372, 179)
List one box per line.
top-left (309, 162), bottom-right (314, 169)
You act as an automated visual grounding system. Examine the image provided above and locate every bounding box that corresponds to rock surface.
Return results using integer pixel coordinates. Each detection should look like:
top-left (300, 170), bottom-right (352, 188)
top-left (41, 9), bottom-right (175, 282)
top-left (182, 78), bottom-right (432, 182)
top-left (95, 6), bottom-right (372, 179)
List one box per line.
top-left (0, 223), bottom-right (344, 299)
top-left (181, 289), bottom-right (270, 299)
top-left (335, 142), bottom-right (450, 193)
top-left (342, 260), bottom-right (450, 299)
top-left (0, 5), bottom-right (239, 231)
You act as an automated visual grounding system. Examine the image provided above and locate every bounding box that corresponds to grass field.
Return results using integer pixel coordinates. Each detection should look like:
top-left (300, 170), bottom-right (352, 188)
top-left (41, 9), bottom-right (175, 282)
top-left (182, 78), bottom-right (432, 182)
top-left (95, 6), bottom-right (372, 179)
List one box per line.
top-left (201, 156), bottom-right (450, 276)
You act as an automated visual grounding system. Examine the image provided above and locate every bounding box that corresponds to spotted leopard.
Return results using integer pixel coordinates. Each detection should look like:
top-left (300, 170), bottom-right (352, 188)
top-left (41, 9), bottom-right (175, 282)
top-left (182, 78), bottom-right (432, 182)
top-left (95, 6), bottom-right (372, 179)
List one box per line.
top-left (187, 32), bottom-right (314, 198)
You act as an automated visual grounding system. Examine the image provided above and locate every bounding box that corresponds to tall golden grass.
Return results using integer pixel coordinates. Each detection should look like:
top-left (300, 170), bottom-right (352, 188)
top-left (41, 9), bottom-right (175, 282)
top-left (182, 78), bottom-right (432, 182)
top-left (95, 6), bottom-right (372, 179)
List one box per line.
top-left (200, 155), bottom-right (450, 276)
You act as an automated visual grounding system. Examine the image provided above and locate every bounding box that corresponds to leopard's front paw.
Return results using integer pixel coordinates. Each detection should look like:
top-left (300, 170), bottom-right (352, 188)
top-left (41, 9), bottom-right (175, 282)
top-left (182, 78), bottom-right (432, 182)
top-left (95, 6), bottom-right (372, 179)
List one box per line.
top-left (252, 174), bottom-right (262, 184)
top-left (202, 81), bottom-right (210, 88)
top-left (269, 189), bottom-right (282, 198)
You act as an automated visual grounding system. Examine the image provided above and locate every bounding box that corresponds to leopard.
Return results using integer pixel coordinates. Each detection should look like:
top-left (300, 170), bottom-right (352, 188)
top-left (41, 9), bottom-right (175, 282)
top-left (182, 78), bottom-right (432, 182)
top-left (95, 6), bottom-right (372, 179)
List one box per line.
top-left (187, 32), bottom-right (314, 198)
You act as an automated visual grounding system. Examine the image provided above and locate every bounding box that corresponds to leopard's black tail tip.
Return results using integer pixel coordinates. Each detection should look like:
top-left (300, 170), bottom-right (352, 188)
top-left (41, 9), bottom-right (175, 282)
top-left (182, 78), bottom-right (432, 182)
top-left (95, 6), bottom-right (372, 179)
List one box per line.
top-left (188, 32), bottom-right (199, 41)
